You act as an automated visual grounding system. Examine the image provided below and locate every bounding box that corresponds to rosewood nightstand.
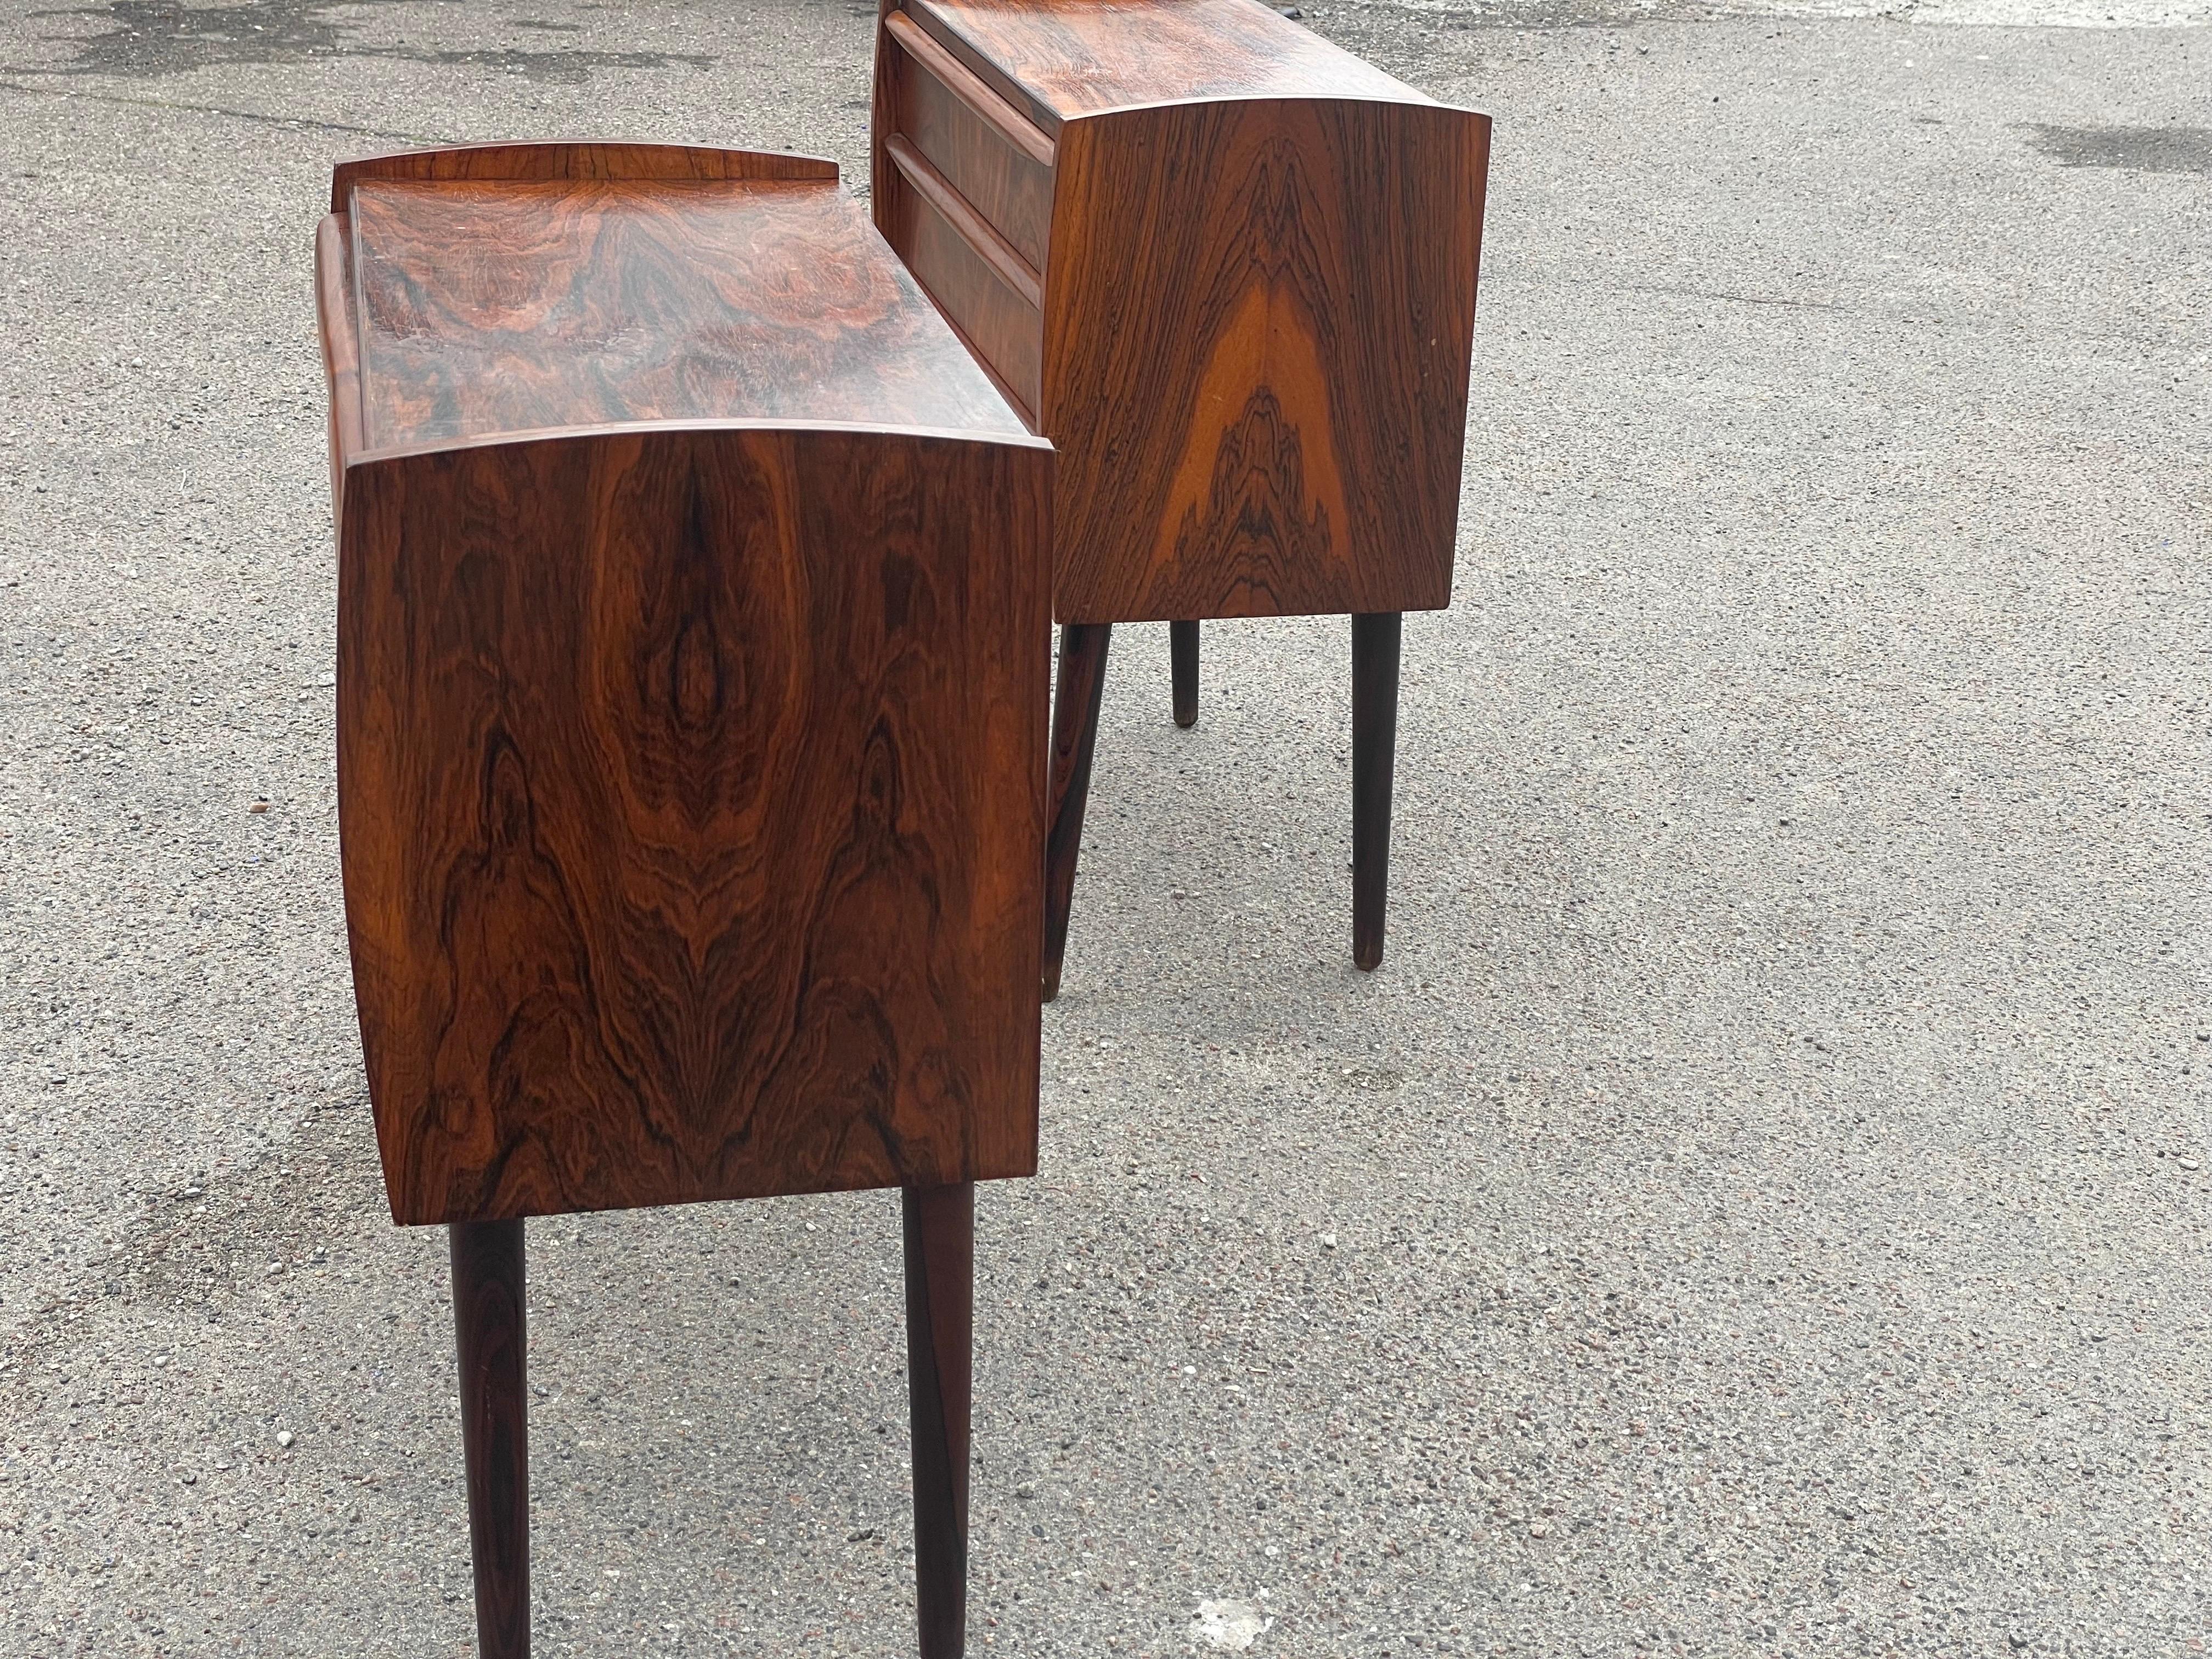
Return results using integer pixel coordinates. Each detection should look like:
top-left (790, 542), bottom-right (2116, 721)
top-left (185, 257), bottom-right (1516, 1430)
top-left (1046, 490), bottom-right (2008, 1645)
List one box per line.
top-left (869, 0), bottom-right (1492, 995)
top-left (315, 142), bottom-right (1051, 1658)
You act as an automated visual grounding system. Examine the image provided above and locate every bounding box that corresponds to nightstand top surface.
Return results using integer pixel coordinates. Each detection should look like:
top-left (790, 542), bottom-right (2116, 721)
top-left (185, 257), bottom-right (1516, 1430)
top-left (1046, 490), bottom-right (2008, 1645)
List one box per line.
top-left (909, 0), bottom-right (1434, 120)
top-left (342, 174), bottom-right (1031, 455)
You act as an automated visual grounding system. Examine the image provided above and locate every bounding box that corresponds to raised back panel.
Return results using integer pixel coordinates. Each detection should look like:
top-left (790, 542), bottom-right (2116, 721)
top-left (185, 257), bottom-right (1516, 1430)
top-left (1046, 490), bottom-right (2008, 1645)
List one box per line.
top-left (1041, 98), bottom-right (1488, 621)
top-left (329, 142), bottom-right (836, 212)
top-left (338, 426), bottom-right (1051, 1224)
top-left (906, 0), bottom-right (1427, 120)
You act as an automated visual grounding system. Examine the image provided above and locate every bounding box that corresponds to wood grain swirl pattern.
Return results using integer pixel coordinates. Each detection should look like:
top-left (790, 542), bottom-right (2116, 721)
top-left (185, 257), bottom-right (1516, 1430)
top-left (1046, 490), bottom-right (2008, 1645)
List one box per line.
top-left (1041, 98), bottom-right (1487, 620)
top-left (348, 178), bottom-right (1026, 454)
top-left (907, 0), bottom-right (1429, 120)
top-left (338, 426), bottom-right (1049, 1224)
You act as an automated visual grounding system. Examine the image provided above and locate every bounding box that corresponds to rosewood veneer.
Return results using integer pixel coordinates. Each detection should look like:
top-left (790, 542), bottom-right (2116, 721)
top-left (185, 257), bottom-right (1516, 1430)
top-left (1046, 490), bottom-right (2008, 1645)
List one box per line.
top-left (869, 0), bottom-right (1492, 994)
top-left (315, 142), bottom-right (1051, 1658)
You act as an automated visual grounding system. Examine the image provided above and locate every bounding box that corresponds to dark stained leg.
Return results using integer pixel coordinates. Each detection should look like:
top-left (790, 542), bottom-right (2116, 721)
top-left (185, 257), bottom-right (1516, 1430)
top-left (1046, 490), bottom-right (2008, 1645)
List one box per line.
top-left (904, 1183), bottom-right (975, 1659)
top-left (1351, 612), bottom-right (1402, 972)
top-left (450, 1218), bottom-right (529, 1659)
top-left (1170, 620), bottom-right (1199, 728)
top-left (1043, 622), bottom-right (1112, 1002)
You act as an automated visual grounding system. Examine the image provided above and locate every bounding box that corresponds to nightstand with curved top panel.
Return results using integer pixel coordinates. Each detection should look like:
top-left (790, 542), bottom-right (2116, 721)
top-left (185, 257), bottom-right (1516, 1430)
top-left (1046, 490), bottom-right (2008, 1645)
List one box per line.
top-left (870, 0), bottom-right (1492, 995)
top-left (316, 140), bottom-right (1049, 1659)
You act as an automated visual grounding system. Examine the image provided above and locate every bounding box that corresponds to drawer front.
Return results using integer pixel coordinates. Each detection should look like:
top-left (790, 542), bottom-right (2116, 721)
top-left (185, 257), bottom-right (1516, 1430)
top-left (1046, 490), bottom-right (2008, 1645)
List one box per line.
top-left (884, 165), bottom-right (1043, 422)
top-left (884, 10), bottom-right (1054, 275)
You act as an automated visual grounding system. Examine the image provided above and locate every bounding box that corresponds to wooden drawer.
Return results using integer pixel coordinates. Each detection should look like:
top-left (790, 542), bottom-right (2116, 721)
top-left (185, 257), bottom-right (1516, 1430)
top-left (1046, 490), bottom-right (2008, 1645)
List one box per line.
top-left (882, 10), bottom-right (1055, 274)
top-left (881, 133), bottom-right (1044, 422)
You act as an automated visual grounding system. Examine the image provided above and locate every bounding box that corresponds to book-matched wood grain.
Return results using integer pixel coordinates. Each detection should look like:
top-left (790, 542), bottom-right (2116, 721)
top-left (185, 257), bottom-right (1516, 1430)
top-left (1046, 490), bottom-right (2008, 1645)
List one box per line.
top-left (318, 147), bottom-right (1051, 1226)
top-left (869, 5), bottom-right (1489, 983)
top-left (339, 425), bottom-right (1050, 1225)
top-left (871, 3), bottom-right (1491, 622)
top-left (345, 177), bottom-right (1026, 455)
top-left (1042, 98), bottom-right (1486, 620)
top-left (329, 141), bottom-right (834, 213)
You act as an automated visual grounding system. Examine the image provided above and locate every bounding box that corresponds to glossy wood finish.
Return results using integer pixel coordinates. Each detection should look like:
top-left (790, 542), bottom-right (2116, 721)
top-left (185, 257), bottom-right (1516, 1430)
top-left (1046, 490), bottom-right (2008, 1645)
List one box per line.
top-left (451, 1219), bottom-right (529, 1659)
top-left (903, 1183), bottom-right (974, 1658)
top-left (330, 142), bottom-right (834, 212)
top-left (318, 143), bottom-right (1042, 1659)
top-left (1042, 97), bottom-right (1483, 621)
top-left (1041, 623), bottom-right (1111, 1002)
top-left (314, 213), bottom-right (364, 517)
top-left (1351, 612), bottom-right (1402, 972)
top-left (873, 0), bottom-right (1489, 624)
top-left (884, 12), bottom-right (1054, 268)
top-left (883, 136), bottom-right (1041, 309)
top-left (907, 0), bottom-right (1422, 120)
top-left (317, 146), bottom-right (1051, 1227)
top-left (871, 5), bottom-right (1486, 984)
top-left (339, 425), bottom-right (1049, 1224)
top-left (878, 148), bottom-right (1045, 420)
top-left (1170, 620), bottom-right (1199, 729)
top-left (344, 177), bottom-right (1025, 453)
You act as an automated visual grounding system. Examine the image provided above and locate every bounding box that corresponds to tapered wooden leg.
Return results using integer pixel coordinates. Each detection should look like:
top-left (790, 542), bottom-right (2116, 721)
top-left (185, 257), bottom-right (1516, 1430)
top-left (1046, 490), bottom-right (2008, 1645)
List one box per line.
top-left (1043, 622), bottom-right (1112, 1002)
top-left (1170, 620), bottom-right (1199, 728)
top-left (450, 1218), bottom-right (528, 1659)
top-left (904, 1183), bottom-right (974, 1659)
top-left (1351, 612), bottom-right (1402, 972)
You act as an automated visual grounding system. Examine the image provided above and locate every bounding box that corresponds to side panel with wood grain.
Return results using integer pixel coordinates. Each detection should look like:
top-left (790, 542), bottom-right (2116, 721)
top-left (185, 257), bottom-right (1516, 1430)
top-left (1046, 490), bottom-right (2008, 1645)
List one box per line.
top-left (337, 426), bottom-right (1051, 1224)
top-left (1042, 98), bottom-right (1489, 622)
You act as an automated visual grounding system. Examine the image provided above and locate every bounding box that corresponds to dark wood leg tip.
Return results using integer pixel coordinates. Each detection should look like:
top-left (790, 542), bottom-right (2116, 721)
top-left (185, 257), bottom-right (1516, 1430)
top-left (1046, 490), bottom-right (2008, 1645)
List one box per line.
top-left (1044, 622), bottom-right (1112, 1008)
top-left (1170, 619), bottom-right (1199, 727)
top-left (1351, 611), bottom-right (1402, 975)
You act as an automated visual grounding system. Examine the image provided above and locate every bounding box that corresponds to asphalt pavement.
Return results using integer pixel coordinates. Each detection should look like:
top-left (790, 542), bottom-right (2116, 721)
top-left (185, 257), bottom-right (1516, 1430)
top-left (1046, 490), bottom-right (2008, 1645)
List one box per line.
top-left (0, 0), bottom-right (2207, 1654)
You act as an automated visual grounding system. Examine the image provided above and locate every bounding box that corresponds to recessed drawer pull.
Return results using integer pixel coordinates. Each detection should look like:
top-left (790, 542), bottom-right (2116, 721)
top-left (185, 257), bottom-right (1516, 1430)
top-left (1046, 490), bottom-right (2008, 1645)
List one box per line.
top-left (884, 133), bottom-right (1044, 312)
top-left (886, 11), bottom-right (1057, 168)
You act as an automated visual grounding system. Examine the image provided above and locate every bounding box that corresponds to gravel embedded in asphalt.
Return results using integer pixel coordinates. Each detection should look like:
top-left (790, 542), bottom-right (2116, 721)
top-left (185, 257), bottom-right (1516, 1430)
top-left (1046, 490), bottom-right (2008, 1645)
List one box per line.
top-left (1, 0), bottom-right (2207, 1654)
